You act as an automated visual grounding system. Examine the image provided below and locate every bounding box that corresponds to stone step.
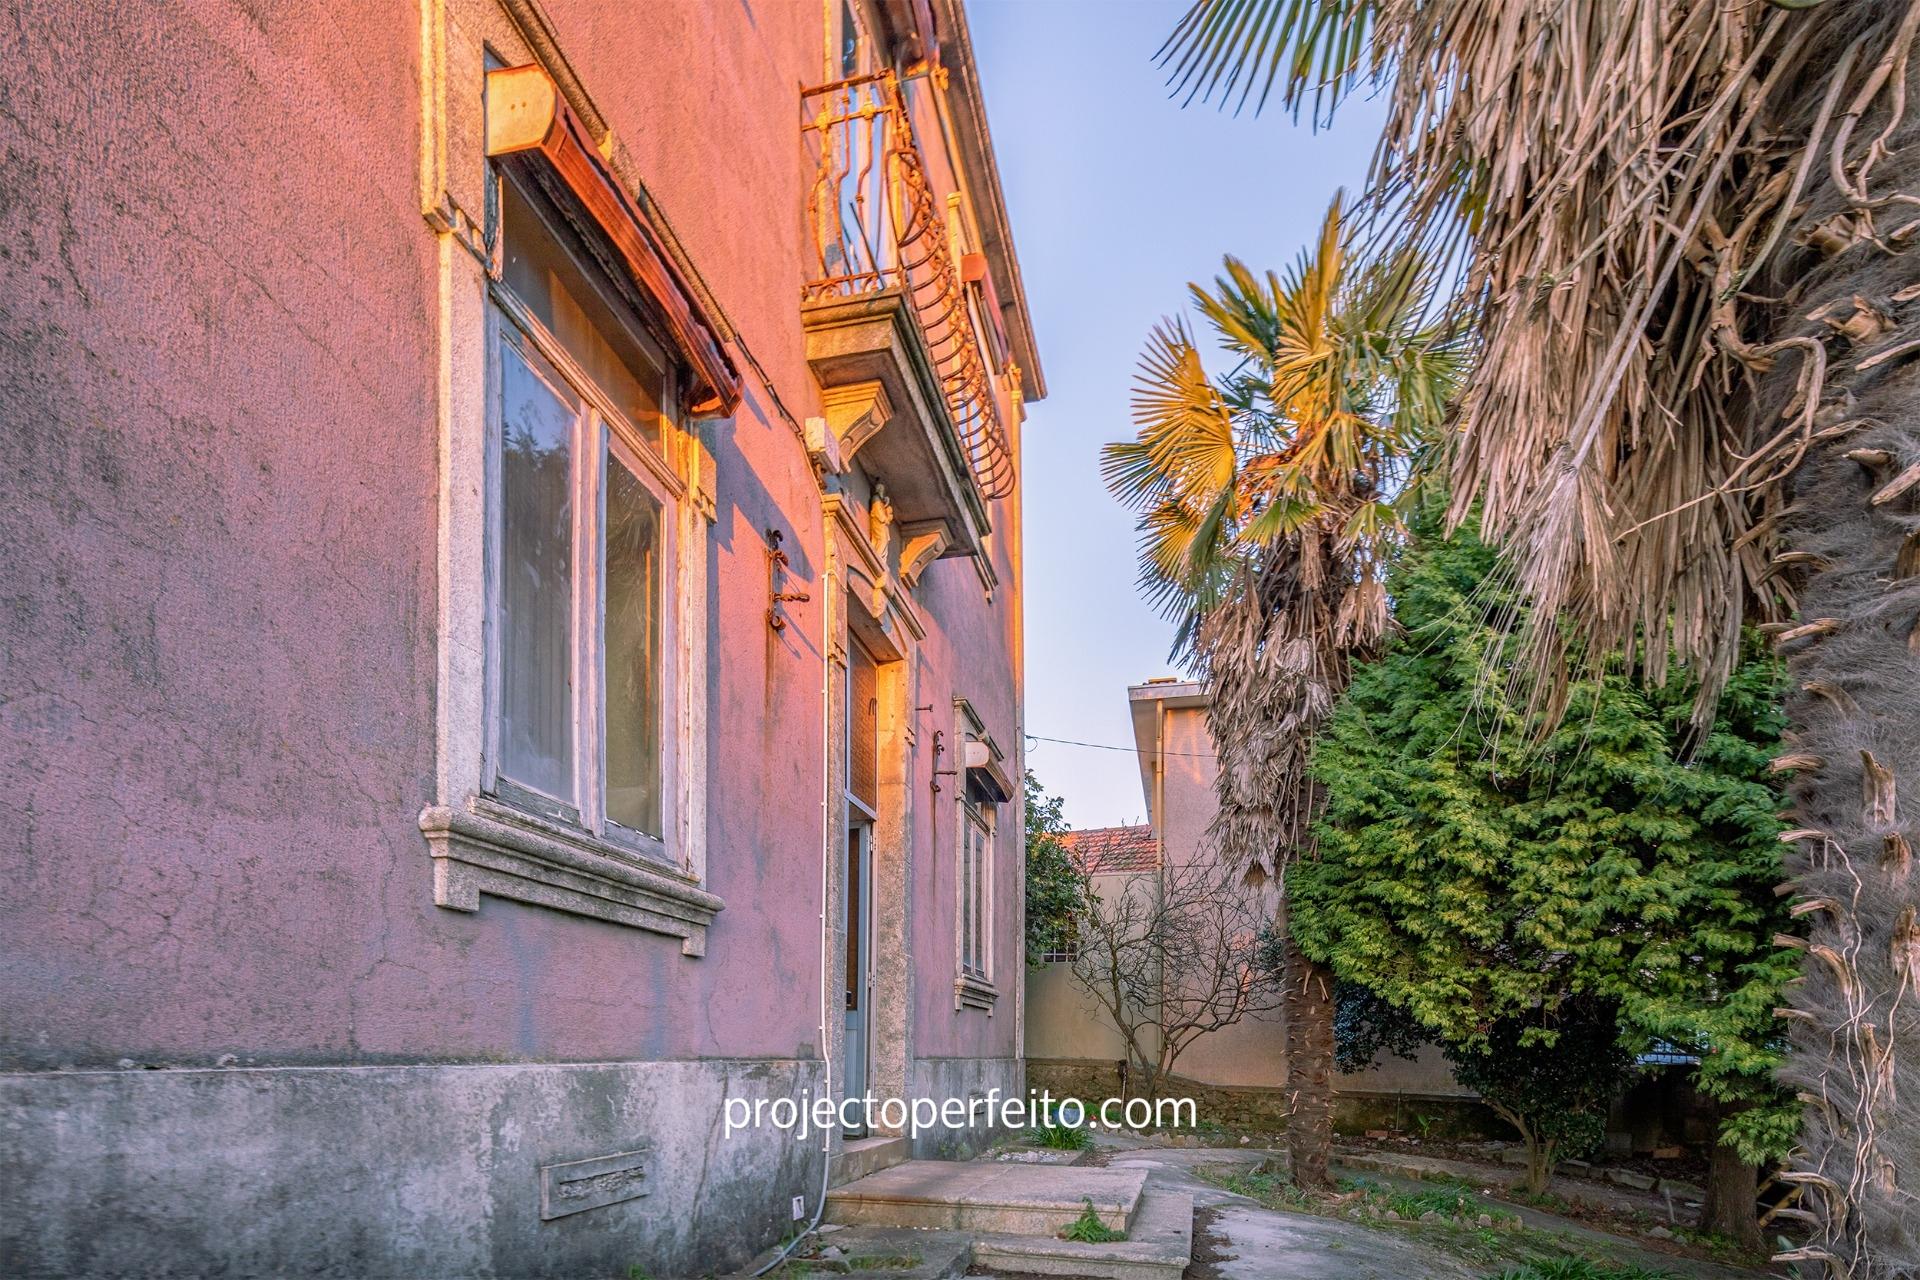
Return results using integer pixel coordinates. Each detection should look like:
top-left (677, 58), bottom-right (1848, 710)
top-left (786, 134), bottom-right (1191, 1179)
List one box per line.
top-left (833, 1133), bottom-right (912, 1187)
top-left (825, 1159), bottom-right (1147, 1236)
top-left (972, 1189), bottom-right (1194, 1280)
top-left (728, 1225), bottom-right (971, 1279)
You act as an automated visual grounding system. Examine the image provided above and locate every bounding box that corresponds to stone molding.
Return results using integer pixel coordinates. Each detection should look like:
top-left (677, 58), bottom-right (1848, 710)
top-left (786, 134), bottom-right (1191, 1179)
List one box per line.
top-left (954, 972), bottom-right (999, 1013)
top-left (421, 800), bottom-right (723, 955)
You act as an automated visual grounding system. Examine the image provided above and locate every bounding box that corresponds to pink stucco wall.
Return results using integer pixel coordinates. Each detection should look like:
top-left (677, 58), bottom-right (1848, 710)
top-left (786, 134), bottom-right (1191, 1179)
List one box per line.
top-left (0, 0), bottom-right (1023, 1073)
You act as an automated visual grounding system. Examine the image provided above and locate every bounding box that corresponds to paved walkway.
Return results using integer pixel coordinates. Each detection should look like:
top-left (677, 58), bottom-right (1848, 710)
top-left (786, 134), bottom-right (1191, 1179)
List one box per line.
top-left (1104, 1149), bottom-right (1479, 1280)
top-left (1097, 1148), bottom-right (1777, 1280)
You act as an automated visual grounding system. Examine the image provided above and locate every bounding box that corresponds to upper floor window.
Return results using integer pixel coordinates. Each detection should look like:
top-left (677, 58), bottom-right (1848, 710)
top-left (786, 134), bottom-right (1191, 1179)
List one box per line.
top-left (847, 637), bottom-right (879, 817)
top-left (960, 800), bottom-right (991, 980)
top-left (837, 0), bottom-right (867, 77)
top-left (488, 173), bottom-right (680, 862)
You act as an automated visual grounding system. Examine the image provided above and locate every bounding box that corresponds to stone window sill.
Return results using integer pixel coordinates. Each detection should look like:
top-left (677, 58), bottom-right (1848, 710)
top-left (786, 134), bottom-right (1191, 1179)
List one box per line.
top-left (954, 973), bottom-right (998, 1013)
top-left (420, 799), bottom-right (722, 955)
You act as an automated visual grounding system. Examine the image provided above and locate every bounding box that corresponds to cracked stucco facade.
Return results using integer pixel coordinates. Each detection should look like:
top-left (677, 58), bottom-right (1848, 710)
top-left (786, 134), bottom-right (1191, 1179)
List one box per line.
top-left (0, 0), bottom-right (1035, 1274)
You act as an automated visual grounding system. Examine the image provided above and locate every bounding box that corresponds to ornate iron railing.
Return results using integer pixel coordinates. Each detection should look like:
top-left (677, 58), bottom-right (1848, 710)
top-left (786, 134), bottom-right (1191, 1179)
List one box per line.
top-left (802, 71), bottom-right (1014, 500)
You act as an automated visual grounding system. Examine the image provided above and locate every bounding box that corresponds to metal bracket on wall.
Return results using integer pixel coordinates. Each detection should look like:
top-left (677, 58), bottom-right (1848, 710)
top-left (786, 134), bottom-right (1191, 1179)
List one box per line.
top-left (765, 528), bottom-right (810, 632)
top-left (930, 728), bottom-right (958, 794)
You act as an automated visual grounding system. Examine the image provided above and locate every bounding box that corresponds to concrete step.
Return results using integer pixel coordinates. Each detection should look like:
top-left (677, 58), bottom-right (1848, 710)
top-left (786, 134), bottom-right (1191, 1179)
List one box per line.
top-left (825, 1159), bottom-right (1147, 1236)
top-left (972, 1189), bottom-right (1194, 1280)
top-left (729, 1225), bottom-right (971, 1279)
top-left (833, 1133), bottom-right (912, 1187)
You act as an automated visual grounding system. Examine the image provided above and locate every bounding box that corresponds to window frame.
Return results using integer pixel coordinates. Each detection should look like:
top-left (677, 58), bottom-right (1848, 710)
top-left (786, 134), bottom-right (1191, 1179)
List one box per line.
top-left (959, 798), bottom-right (992, 982)
top-left (844, 633), bottom-right (880, 822)
top-left (950, 700), bottom-right (1002, 1010)
top-left (482, 169), bottom-right (686, 871)
top-left (834, 0), bottom-right (875, 78)
top-left (422, 45), bottom-right (723, 955)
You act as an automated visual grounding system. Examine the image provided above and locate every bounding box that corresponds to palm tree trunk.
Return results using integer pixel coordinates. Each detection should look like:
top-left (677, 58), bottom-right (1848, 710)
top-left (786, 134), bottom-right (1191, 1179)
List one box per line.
top-left (1283, 931), bottom-right (1335, 1188)
top-left (1775, 417), bottom-right (1920, 1277)
top-left (1764, 37), bottom-right (1920, 1269)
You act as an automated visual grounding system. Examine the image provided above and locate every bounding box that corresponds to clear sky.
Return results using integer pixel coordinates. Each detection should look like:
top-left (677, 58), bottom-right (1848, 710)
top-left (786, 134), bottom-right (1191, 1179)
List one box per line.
top-left (967, 0), bottom-right (1387, 830)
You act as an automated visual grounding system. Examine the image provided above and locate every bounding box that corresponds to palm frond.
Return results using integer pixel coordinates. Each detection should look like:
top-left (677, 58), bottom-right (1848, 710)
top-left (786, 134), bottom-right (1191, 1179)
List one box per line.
top-left (1157, 0), bottom-right (1379, 122)
top-left (1125, 320), bottom-right (1239, 502)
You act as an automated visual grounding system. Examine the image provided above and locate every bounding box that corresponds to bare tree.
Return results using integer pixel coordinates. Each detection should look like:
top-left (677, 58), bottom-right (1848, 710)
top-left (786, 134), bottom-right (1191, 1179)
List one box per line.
top-left (1069, 855), bottom-right (1284, 1102)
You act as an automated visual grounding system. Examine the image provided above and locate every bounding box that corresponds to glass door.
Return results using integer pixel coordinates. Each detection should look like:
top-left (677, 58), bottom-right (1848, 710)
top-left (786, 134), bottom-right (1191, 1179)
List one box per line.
top-left (842, 819), bottom-right (873, 1133)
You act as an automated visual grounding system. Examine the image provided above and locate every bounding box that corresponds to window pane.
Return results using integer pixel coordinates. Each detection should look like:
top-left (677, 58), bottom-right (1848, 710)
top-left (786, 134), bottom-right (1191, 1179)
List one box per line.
top-left (845, 825), bottom-right (862, 1011)
top-left (501, 177), bottom-right (668, 455)
top-left (604, 451), bottom-right (664, 837)
top-left (962, 824), bottom-right (976, 972)
top-left (839, 0), bottom-right (859, 75)
top-left (848, 642), bottom-right (877, 810)
top-left (499, 342), bottom-right (575, 801)
top-left (972, 824), bottom-right (985, 974)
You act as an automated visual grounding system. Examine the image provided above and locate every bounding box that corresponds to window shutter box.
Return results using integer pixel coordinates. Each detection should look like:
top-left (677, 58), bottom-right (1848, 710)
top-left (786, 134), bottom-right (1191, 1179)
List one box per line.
top-left (485, 65), bottom-right (740, 417)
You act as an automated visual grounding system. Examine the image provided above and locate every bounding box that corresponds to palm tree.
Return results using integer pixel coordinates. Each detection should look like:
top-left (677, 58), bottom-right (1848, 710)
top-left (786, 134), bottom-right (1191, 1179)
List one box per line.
top-left (1103, 200), bottom-right (1463, 1187)
top-left (1157, 2), bottom-right (1920, 1274)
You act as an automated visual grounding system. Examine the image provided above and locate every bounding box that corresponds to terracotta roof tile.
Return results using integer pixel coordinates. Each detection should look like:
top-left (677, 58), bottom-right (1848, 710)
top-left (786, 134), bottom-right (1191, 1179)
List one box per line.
top-left (1061, 825), bottom-right (1160, 875)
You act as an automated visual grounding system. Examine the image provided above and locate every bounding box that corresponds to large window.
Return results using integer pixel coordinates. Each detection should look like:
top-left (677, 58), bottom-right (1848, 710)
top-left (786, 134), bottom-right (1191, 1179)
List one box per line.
top-left (488, 173), bottom-right (679, 862)
top-left (960, 803), bottom-right (991, 980)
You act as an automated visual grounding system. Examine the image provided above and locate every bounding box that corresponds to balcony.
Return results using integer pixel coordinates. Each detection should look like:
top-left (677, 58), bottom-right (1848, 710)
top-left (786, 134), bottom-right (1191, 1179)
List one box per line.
top-left (801, 71), bottom-right (1016, 562)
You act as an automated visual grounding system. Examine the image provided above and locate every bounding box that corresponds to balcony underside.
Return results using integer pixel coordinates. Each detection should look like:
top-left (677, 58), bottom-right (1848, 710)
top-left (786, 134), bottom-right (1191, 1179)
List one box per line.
top-left (803, 287), bottom-right (989, 562)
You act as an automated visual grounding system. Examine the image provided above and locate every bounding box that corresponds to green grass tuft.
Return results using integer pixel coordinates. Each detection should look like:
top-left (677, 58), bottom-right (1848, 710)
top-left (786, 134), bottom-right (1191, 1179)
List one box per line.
top-left (1483, 1261), bottom-right (1678, 1280)
top-left (1060, 1197), bottom-right (1126, 1243)
top-left (1027, 1121), bottom-right (1093, 1150)
top-left (844, 1253), bottom-right (920, 1270)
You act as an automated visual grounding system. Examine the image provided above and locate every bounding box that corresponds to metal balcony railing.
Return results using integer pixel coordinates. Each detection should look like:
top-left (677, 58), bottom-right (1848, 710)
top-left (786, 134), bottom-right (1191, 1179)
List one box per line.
top-left (802, 71), bottom-right (1014, 501)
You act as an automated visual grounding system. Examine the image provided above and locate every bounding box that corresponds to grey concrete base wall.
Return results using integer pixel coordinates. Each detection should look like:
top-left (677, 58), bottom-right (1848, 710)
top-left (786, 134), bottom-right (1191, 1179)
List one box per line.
top-left (905, 1056), bottom-right (1023, 1160)
top-left (1, 1058), bottom-right (825, 1279)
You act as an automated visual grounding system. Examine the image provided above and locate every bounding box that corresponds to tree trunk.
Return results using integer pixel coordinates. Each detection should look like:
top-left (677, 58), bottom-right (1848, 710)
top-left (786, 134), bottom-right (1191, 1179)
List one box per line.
top-left (1758, 22), bottom-right (1920, 1280)
top-left (1699, 1137), bottom-right (1762, 1253)
top-left (1775, 407), bottom-right (1920, 1277)
top-left (1523, 1139), bottom-right (1553, 1197)
top-left (1284, 933), bottom-right (1335, 1189)
top-left (1766, 44), bottom-right (1920, 1272)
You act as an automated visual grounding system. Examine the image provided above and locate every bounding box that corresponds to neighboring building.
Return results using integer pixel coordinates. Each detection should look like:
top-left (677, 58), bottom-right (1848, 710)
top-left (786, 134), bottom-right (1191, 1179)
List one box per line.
top-left (1024, 824), bottom-right (1162, 1072)
top-left (1027, 679), bottom-right (1468, 1127)
top-left (0, 1), bottom-right (1040, 1275)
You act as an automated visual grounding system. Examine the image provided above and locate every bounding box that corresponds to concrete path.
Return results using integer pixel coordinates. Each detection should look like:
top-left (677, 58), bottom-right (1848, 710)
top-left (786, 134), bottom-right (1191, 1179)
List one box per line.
top-left (1099, 1148), bottom-right (1776, 1280)
top-left (1105, 1149), bottom-right (1481, 1280)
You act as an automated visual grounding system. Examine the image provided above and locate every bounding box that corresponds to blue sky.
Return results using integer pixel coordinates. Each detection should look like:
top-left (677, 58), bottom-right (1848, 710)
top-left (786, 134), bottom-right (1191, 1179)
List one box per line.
top-left (968, 0), bottom-right (1388, 829)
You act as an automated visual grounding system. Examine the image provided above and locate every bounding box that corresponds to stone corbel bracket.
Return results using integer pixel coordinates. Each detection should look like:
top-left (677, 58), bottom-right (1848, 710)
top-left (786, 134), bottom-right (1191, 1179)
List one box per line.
top-left (421, 801), bottom-right (723, 955)
top-left (899, 521), bottom-right (951, 587)
top-left (818, 380), bottom-right (893, 471)
top-left (805, 416), bottom-right (846, 479)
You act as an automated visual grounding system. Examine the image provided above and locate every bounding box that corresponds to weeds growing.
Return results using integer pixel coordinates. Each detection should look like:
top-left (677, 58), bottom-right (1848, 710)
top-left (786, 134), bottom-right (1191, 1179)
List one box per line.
top-left (1060, 1197), bottom-right (1126, 1243)
top-left (1026, 1121), bottom-right (1093, 1151)
top-left (1483, 1261), bottom-right (1677, 1280)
